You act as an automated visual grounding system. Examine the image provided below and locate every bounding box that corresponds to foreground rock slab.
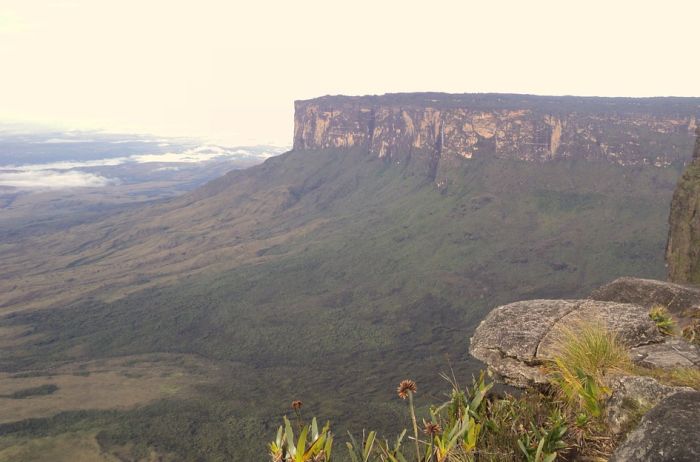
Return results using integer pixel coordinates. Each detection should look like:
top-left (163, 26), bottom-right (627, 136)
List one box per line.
top-left (610, 391), bottom-right (700, 462)
top-left (630, 338), bottom-right (700, 369)
top-left (605, 375), bottom-right (693, 435)
top-left (590, 277), bottom-right (700, 317)
top-left (469, 299), bottom-right (662, 387)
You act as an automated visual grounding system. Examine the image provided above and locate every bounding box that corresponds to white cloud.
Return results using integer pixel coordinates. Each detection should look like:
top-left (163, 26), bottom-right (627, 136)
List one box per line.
top-left (8, 157), bottom-right (129, 171)
top-left (0, 170), bottom-right (113, 189)
top-left (0, 144), bottom-right (288, 189)
top-left (130, 145), bottom-right (264, 164)
top-left (38, 138), bottom-right (94, 144)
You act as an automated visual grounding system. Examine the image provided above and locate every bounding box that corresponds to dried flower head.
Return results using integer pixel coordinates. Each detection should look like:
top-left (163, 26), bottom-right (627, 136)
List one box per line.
top-left (422, 419), bottom-right (442, 436)
top-left (291, 400), bottom-right (303, 411)
top-left (397, 379), bottom-right (417, 399)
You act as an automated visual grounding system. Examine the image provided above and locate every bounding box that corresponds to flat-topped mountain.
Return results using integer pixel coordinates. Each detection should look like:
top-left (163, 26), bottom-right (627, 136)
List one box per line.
top-left (294, 94), bottom-right (700, 177)
top-left (0, 93), bottom-right (698, 460)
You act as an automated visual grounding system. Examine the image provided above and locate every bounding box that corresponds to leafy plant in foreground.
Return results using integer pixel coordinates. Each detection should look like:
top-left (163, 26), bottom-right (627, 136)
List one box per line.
top-left (269, 414), bottom-right (333, 462)
top-left (346, 430), bottom-right (377, 462)
top-left (422, 371), bottom-right (491, 461)
top-left (347, 429), bottom-right (408, 462)
top-left (516, 412), bottom-right (567, 462)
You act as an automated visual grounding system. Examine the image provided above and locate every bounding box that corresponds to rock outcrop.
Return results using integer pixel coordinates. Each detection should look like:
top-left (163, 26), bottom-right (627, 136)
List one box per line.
top-left (610, 391), bottom-right (700, 462)
top-left (470, 292), bottom-right (700, 458)
top-left (667, 127), bottom-right (700, 284)
top-left (470, 285), bottom-right (700, 460)
top-left (605, 375), bottom-right (693, 435)
top-left (468, 299), bottom-right (662, 387)
top-left (630, 338), bottom-right (700, 369)
top-left (294, 94), bottom-right (700, 176)
top-left (590, 277), bottom-right (700, 317)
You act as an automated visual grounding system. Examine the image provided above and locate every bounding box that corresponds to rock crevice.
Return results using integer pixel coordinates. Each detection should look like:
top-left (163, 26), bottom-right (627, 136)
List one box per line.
top-left (469, 299), bottom-right (664, 387)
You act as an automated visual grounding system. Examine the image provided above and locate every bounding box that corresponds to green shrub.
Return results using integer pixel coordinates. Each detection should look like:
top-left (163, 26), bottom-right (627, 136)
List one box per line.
top-left (649, 305), bottom-right (675, 335)
top-left (517, 411), bottom-right (567, 462)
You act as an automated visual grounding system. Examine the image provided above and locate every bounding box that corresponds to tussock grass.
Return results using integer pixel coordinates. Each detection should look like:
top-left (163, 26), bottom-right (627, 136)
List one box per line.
top-left (548, 321), bottom-right (630, 382)
top-left (547, 321), bottom-right (630, 417)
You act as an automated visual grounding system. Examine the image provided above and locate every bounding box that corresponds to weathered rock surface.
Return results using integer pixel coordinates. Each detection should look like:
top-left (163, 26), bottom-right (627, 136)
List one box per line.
top-left (294, 94), bottom-right (700, 172)
top-left (610, 391), bottom-right (700, 462)
top-left (590, 277), bottom-right (700, 317)
top-left (667, 128), bottom-right (700, 285)
top-left (605, 375), bottom-right (693, 435)
top-left (631, 338), bottom-right (700, 369)
top-left (469, 299), bottom-right (662, 387)
top-left (468, 300), bottom-right (578, 387)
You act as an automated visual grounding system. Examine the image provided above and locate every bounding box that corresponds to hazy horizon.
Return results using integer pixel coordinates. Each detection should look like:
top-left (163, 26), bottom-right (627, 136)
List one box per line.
top-left (1, 0), bottom-right (698, 146)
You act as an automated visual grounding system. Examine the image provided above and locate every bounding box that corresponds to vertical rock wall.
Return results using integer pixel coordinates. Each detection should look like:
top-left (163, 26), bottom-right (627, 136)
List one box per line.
top-left (293, 94), bottom-right (699, 168)
top-left (667, 128), bottom-right (700, 284)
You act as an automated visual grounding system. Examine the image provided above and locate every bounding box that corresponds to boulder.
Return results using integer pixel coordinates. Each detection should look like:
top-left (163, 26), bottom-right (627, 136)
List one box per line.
top-left (469, 300), bottom-right (578, 387)
top-left (610, 391), bottom-right (700, 461)
top-left (605, 375), bottom-right (692, 435)
top-left (590, 277), bottom-right (700, 317)
top-left (469, 299), bottom-right (662, 387)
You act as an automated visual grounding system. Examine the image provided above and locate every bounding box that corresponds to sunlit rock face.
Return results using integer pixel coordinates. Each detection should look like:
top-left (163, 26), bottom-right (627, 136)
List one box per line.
top-left (293, 93), bottom-right (700, 169)
top-left (667, 128), bottom-right (700, 284)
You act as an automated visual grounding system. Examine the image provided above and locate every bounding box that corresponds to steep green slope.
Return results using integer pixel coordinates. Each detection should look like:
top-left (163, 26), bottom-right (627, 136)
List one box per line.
top-left (0, 147), bottom-right (683, 459)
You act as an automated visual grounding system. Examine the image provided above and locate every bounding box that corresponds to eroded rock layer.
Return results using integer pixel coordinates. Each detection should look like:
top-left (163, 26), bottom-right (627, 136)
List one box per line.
top-left (667, 128), bottom-right (700, 284)
top-left (294, 93), bottom-right (700, 169)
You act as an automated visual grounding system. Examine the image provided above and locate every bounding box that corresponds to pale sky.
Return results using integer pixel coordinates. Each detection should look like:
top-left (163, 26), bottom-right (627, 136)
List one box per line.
top-left (0, 0), bottom-right (698, 146)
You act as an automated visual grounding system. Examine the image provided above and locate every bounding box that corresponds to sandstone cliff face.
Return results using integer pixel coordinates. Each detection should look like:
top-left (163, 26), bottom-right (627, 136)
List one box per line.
top-left (667, 128), bottom-right (700, 284)
top-left (293, 94), bottom-right (700, 171)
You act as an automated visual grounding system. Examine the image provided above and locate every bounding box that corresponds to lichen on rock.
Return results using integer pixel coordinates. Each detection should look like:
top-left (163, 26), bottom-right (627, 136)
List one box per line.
top-left (610, 391), bottom-right (700, 462)
top-left (468, 299), bottom-right (662, 388)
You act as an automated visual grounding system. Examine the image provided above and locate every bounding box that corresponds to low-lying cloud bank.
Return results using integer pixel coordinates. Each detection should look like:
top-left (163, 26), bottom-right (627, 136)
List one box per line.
top-left (129, 145), bottom-right (275, 164)
top-left (0, 170), bottom-right (113, 189)
top-left (0, 145), bottom-right (288, 189)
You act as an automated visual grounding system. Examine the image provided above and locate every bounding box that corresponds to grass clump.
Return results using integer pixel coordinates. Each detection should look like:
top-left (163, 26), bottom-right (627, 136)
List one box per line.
top-left (548, 321), bottom-right (629, 416)
top-left (545, 321), bottom-right (630, 458)
top-left (649, 305), bottom-right (675, 335)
